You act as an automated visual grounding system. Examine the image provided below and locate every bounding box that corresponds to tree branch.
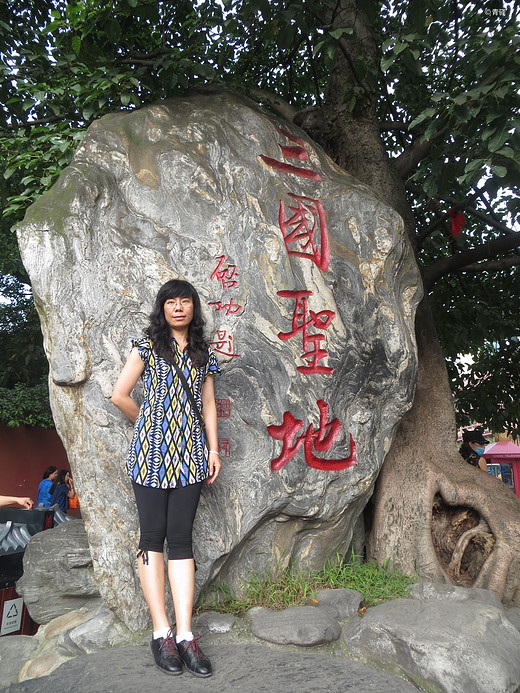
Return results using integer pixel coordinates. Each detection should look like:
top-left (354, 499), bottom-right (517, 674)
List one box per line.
top-left (380, 120), bottom-right (414, 132)
top-left (452, 257), bottom-right (520, 274)
top-left (394, 125), bottom-right (448, 178)
top-left (4, 115), bottom-right (69, 130)
top-left (423, 231), bottom-right (520, 289)
top-left (247, 88), bottom-right (298, 121)
top-left (394, 137), bottom-right (433, 178)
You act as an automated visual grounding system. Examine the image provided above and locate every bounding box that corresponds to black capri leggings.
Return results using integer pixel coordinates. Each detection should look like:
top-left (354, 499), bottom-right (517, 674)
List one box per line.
top-left (132, 481), bottom-right (202, 561)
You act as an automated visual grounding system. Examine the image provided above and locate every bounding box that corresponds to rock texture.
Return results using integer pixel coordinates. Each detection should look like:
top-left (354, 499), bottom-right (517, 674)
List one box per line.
top-left (17, 87), bottom-right (422, 631)
top-left (250, 605), bottom-right (342, 646)
top-left (314, 587), bottom-right (364, 620)
top-left (342, 589), bottom-right (520, 693)
top-left (2, 583), bottom-right (520, 692)
top-left (15, 520), bottom-right (102, 624)
top-left (0, 637), bottom-right (39, 690)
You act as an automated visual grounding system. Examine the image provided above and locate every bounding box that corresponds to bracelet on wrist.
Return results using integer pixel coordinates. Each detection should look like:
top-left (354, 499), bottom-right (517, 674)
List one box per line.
top-left (209, 450), bottom-right (220, 455)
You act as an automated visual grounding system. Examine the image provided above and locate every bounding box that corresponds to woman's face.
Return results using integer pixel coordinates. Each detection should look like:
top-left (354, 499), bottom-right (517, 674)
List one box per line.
top-left (163, 296), bottom-right (194, 333)
top-left (50, 470), bottom-right (58, 481)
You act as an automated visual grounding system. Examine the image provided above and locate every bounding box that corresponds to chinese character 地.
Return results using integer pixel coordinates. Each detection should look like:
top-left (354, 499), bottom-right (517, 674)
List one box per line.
top-left (277, 289), bottom-right (335, 375)
top-left (267, 399), bottom-right (357, 471)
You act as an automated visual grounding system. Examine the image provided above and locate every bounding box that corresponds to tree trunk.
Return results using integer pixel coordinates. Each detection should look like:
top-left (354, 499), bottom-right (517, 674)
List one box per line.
top-left (296, 0), bottom-right (520, 605)
top-left (367, 297), bottom-right (520, 604)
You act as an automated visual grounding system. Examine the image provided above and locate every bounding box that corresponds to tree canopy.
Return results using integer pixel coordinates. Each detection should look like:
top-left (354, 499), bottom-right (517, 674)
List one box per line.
top-left (1, 0), bottom-right (519, 432)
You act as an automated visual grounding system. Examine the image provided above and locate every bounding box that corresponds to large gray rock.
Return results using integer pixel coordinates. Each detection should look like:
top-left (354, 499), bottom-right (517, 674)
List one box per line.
top-left (17, 87), bottom-right (422, 631)
top-left (342, 597), bottom-right (520, 693)
top-left (16, 520), bottom-right (102, 624)
top-left (250, 605), bottom-right (342, 646)
top-left (56, 605), bottom-right (134, 657)
top-left (0, 636), bottom-right (39, 691)
top-left (314, 587), bottom-right (364, 620)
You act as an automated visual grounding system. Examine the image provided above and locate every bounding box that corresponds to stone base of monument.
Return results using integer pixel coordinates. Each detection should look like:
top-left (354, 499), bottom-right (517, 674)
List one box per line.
top-left (1, 583), bottom-right (519, 692)
top-left (3, 516), bottom-right (520, 693)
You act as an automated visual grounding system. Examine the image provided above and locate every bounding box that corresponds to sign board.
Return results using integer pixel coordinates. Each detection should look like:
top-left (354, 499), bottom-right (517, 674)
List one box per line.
top-left (1, 597), bottom-right (23, 635)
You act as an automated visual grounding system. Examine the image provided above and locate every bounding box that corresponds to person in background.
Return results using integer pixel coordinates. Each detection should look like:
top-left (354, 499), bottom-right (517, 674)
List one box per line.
top-left (459, 429), bottom-right (489, 472)
top-left (36, 466), bottom-right (58, 507)
top-left (0, 495), bottom-right (34, 509)
top-left (49, 469), bottom-right (75, 512)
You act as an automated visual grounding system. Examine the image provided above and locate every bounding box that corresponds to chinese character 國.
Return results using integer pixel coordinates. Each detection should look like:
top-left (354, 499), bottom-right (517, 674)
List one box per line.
top-left (279, 194), bottom-right (330, 272)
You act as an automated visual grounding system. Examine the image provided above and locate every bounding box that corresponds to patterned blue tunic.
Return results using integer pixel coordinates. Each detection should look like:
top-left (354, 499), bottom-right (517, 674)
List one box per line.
top-left (126, 338), bottom-right (220, 488)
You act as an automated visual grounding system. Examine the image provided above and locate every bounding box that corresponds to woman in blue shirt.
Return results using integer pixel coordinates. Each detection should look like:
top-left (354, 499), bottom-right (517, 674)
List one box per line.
top-left (36, 466), bottom-right (58, 507)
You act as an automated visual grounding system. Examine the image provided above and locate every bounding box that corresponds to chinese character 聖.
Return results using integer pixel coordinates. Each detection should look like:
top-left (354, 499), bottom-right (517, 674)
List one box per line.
top-left (277, 289), bottom-right (335, 375)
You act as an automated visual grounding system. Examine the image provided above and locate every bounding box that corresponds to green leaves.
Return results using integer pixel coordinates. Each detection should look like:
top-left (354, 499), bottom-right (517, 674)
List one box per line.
top-left (0, 383), bottom-right (54, 428)
top-left (0, 0), bottom-right (519, 432)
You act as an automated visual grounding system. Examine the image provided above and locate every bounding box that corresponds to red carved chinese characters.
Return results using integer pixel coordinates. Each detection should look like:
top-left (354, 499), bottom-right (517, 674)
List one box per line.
top-left (259, 128), bottom-right (322, 181)
top-left (259, 127), bottom-right (356, 472)
top-left (267, 400), bottom-right (357, 471)
top-left (277, 289), bottom-right (335, 375)
top-left (208, 297), bottom-right (242, 316)
top-left (211, 255), bottom-right (240, 290)
top-left (209, 255), bottom-right (241, 358)
top-left (210, 329), bottom-right (240, 359)
top-left (216, 398), bottom-right (231, 418)
top-left (218, 438), bottom-right (231, 458)
top-left (279, 194), bottom-right (330, 272)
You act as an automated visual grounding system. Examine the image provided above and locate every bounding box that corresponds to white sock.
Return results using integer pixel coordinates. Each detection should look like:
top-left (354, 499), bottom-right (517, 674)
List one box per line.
top-left (153, 627), bottom-right (170, 640)
top-left (176, 631), bottom-right (193, 643)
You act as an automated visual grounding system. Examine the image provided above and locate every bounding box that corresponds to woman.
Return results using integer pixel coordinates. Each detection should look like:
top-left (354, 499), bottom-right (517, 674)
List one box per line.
top-left (36, 466), bottom-right (58, 507)
top-left (111, 279), bottom-right (220, 678)
top-left (49, 469), bottom-right (75, 512)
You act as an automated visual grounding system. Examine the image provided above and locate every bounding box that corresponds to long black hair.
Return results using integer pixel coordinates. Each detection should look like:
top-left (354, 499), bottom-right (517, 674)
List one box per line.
top-left (42, 465), bottom-right (57, 480)
top-left (49, 469), bottom-right (69, 495)
top-left (145, 279), bottom-right (209, 368)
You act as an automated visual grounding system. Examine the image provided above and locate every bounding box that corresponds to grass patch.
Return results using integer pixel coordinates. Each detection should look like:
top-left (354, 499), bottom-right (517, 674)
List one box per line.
top-left (196, 555), bottom-right (416, 617)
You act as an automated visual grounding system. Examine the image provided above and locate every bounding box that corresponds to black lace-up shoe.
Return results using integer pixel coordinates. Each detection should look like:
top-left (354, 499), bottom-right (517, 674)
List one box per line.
top-left (150, 630), bottom-right (183, 675)
top-left (177, 636), bottom-right (212, 677)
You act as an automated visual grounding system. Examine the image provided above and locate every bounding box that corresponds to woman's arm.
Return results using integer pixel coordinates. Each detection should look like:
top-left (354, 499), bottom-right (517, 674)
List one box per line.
top-left (0, 495), bottom-right (34, 509)
top-left (111, 348), bottom-right (145, 423)
top-left (201, 374), bottom-right (220, 484)
top-left (478, 457), bottom-right (488, 472)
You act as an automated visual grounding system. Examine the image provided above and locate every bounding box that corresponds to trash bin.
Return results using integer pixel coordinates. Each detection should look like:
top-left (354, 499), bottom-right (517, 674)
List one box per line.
top-left (0, 507), bottom-right (54, 637)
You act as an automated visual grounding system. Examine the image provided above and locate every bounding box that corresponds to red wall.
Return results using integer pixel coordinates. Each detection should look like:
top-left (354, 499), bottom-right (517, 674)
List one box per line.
top-left (0, 424), bottom-right (70, 503)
